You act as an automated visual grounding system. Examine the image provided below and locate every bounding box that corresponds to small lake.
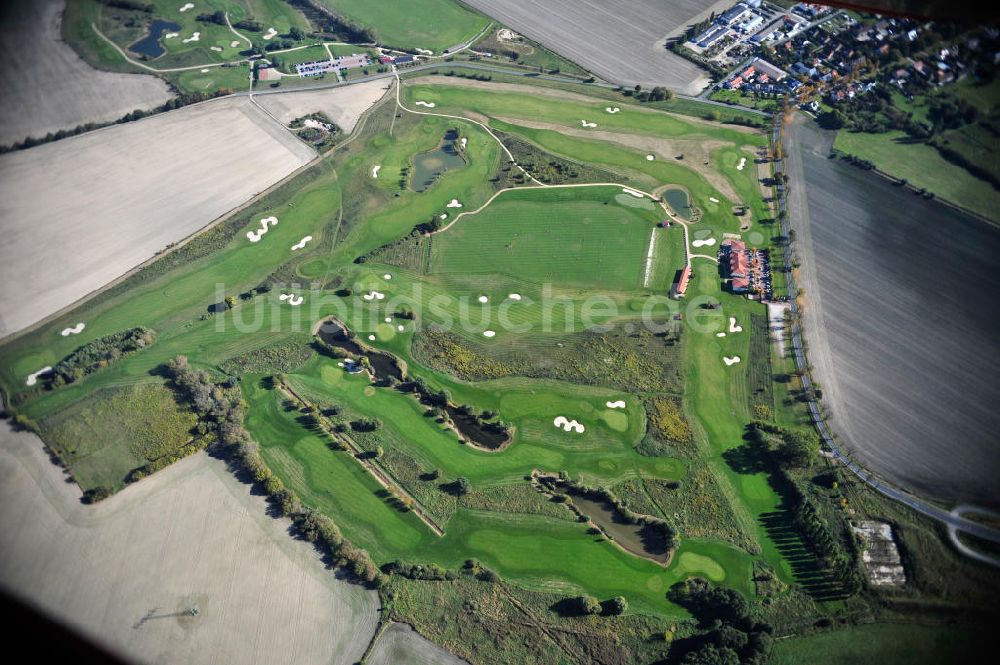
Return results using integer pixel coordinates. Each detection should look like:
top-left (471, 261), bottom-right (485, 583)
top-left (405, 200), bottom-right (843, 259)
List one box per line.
top-left (571, 493), bottom-right (671, 563)
top-left (411, 129), bottom-right (466, 192)
top-left (129, 19), bottom-right (181, 58)
top-left (663, 187), bottom-right (693, 220)
top-left (316, 318), bottom-right (403, 381)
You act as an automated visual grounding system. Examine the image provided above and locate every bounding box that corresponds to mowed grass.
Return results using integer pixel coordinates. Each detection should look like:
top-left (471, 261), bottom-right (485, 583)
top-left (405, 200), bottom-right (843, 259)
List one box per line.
top-left (40, 383), bottom-right (196, 491)
top-left (834, 129), bottom-right (1000, 222)
top-left (429, 186), bottom-right (662, 290)
top-left (769, 623), bottom-right (992, 665)
top-left (315, 0), bottom-right (489, 53)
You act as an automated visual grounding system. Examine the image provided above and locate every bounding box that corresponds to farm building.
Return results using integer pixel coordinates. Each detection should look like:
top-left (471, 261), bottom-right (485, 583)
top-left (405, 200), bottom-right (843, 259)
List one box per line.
top-left (393, 55), bottom-right (415, 65)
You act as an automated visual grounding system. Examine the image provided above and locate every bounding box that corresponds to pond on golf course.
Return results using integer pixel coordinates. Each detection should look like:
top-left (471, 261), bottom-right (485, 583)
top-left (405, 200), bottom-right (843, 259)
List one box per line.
top-left (128, 19), bottom-right (182, 58)
top-left (411, 129), bottom-right (466, 192)
top-left (571, 493), bottom-right (672, 563)
top-left (663, 187), bottom-right (694, 220)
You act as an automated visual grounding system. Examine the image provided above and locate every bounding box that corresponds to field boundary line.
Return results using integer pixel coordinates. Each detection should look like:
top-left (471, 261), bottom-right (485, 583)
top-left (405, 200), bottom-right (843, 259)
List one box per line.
top-left (276, 379), bottom-right (446, 537)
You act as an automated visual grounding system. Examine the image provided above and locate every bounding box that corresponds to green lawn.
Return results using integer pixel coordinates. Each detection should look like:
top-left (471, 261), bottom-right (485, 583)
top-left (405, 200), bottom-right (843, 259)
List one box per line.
top-left (834, 129), bottom-right (1000, 223)
top-left (429, 186), bottom-right (665, 291)
top-left (315, 0), bottom-right (489, 53)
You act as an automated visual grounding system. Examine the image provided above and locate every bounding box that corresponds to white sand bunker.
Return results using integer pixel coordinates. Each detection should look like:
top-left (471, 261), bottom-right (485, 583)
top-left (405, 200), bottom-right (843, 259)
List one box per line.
top-left (646, 154), bottom-right (655, 161)
top-left (246, 216), bottom-right (278, 242)
top-left (460, 137), bottom-right (467, 149)
top-left (605, 107), bottom-right (620, 114)
top-left (179, 3), bottom-right (194, 11)
top-left (692, 238), bottom-right (717, 248)
top-left (580, 120), bottom-right (597, 128)
top-left (716, 332), bottom-right (726, 337)
top-left (553, 416), bottom-right (585, 433)
top-left (439, 213), bottom-right (448, 220)
top-left (482, 330), bottom-right (496, 338)
top-left (383, 273), bottom-right (392, 280)
top-left (368, 334), bottom-right (376, 341)
top-left (723, 356), bottom-right (741, 366)
top-left (210, 46), bottom-right (221, 52)
top-left (736, 157), bottom-right (747, 171)
top-left (397, 324), bottom-right (405, 332)
top-left (709, 197), bottom-right (720, 203)
top-left (508, 293), bottom-right (522, 301)
top-left (25, 366), bottom-right (53, 386)
top-left (291, 235), bottom-right (312, 250)
top-left (183, 32), bottom-right (200, 43)
top-left (621, 187), bottom-right (644, 198)
top-left (371, 165), bottom-right (381, 178)
top-left (165, 32), bottom-right (179, 39)
top-left (446, 199), bottom-right (462, 208)
top-left (362, 291), bottom-right (386, 301)
top-left (230, 40), bottom-right (240, 47)
top-left (478, 295), bottom-right (488, 303)
top-left (263, 27), bottom-right (277, 40)
top-left (200, 68), bottom-right (210, 72)
top-left (61, 322), bottom-right (86, 336)
top-left (279, 293), bottom-right (303, 306)
top-left (606, 400), bottom-right (626, 409)
top-left (729, 317), bottom-right (743, 333)
top-left (384, 317), bottom-right (392, 323)
top-left (415, 101), bottom-right (436, 108)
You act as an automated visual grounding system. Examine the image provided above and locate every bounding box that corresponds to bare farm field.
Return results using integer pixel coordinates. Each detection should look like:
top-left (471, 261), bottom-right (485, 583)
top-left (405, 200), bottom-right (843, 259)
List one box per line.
top-left (786, 114), bottom-right (1000, 506)
top-left (0, 0), bottom-right (174, 147)
top-left (461, 0), bottom-right (732, 94)
top-left (0, 97), bottom-right (316, 338)
top-left (367, 623), bottom-right (470, 665)
top-left (255, 79), bottom-right (393, 132)
top-left (0, 424), bottom-right (379, 665)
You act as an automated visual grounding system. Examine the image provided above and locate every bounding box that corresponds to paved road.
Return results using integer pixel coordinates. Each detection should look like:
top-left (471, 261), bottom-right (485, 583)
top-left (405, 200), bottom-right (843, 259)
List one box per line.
top-left (778, 112), bottom-right (1000, 561)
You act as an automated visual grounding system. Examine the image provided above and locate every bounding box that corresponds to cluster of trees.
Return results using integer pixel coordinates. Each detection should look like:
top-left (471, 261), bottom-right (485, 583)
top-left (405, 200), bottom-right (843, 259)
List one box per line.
top-left (558, 594), bottom-right (628, 617)
top-left (47, 327), bottom-right (155, 388)
top-left (666, 578), bottom-right (773, 665)
top-left (165, 356), bottom-right (245, 445)
top-left (747, 421), bottom-right (819, 470)
top-left (127, 439), bottom-right (206, 484)
top-left (383, 560), bottom-right (458, 581)
top-left (792, 495), bottom-right (863, 595)
top-left (286, 0), bottom-right (375, 43)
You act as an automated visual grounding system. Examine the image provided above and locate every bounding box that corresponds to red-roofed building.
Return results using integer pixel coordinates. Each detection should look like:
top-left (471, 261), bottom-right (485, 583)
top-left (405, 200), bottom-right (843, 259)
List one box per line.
top-left (730, 251), bottom-right (748, 277)
top-left (673, 265), bottom-right (692, 298)
top-left (731, 276), bottom-right (750, 292)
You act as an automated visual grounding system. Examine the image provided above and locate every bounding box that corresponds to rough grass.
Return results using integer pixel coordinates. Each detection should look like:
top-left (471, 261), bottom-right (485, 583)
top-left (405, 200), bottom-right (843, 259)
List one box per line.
top-left (315, 0), bottom-right (488, 53)
top-left (40, 383), bottom-right (196, 491)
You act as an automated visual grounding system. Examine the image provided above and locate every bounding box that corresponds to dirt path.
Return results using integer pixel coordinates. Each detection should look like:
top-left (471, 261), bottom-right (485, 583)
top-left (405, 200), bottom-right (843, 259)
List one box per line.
top-left (0, 423), bottom-right (379, 665)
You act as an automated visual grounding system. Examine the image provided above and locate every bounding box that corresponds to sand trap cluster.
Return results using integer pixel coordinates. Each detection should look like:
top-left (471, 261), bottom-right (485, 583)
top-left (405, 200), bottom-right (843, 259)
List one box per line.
top-left (25, 366), bottom-right (53, 386)
top-left (362, 291), bottom-right (385, 301)
top-left (606, 400), bottom-right (626, 409)
top-left (263, 27), bottom-right (277, 40)
top-left (482, 330), bottom-right (496, 338)
top-left (621, 187), bottom-right (644, 198)
top-left (279, 293), bottom-right (303, 306)
top-left (291, 235), bottom-right (312, 250)
top-left (415, 101), bottom-right (436, 108)
top-left (179, 2), bottom-right (194, 11)
top-left (723, 356), bottom-right (741, 366)
top-left (183, 32), bottom-right (201, 43)
top-left (371, 165), bottom-right (381, 178)
top-left (729, 317), bottom-right (743, 333)
top-left (553, 416), bottom-right (585, 433)
top-left (247, 216), bottom-right (278, 242)
top-left (439, 213), bottom-right (448, 220)
top-left (508, 293), bottom-right (521, 301)
top-left (646, 154), bottom-right (655, 161)
top-left (580, 120), bottom-right (597, 128)
top-left (230, 40), bottom-right (240, 47)
top-left (605, 107), bottom-right (620, 114)
top-left (478, 295), bottom-right (488, 303)
top-left (692, 238), bottom-right (717, 248)
top-left (709, 197), bottom-right (720, 203)
top-left (165, 32), bottom-right (179, 39)
top-left (736, 157), bottom-right (747, 171)
top-left (446, 199), bottom-right (462, 208)
top-left (210, 46), bottom-right (222, 52)
top-left (61, 322), bottom-right (85, 336)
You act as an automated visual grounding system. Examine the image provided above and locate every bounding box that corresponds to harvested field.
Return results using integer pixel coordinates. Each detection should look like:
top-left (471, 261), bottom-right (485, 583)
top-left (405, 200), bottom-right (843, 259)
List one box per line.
top-left (254, 79), bottom-right (393, 133)
top-left (367, 622), bottom-right (470, 665)
top-left (461, 0), bottom-right (733, 94)
top-left (0, 97), bottom-right (315, 338)
top-left (786, 113), bottom-right (1000, 506)
top-left (0, 0), bottom-right (174, 146)
top-left (0, 424), bottom-right (379, 665)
